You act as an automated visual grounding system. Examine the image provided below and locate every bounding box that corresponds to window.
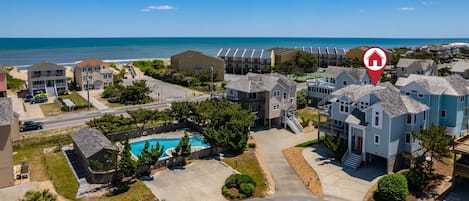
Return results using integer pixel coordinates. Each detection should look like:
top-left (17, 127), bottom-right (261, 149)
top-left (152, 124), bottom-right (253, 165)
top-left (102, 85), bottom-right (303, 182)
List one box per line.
top-left (405, 133), bottom-right (412, 144)
top-left (283, 92), bottom-right (287, 99)
top-left (249, 93), bottom-right (257, 99)
top-left (441, 110), bottom-right (447, 118)
top-left (95, 66), bottom-right (101, 72)
top-left (460, 96), bottom-right (465, 102)
top-left (374, 112), bottom-right (379, 126)
top-left (407, 114), bottom-right (412, 124)
top-left (290, 97), bottom-right (294, 103)
top-left (273, 90), bottom-right (280, 97)
top-left (423, 111), bottom-right (426, 120)
top-left (413, 114), bottom-right (416, 124)
top-left (374, 134), bottom-right (380, 145)
top-left (343, 81), bottom-right (347, 86)
top-left (339, 100), bottom-right (349, 113)
top-left (418, 94), bottom-right (424, 98)
top-left (405, 92), bottom-right (410, 96)
top-left (273, 104), bottom-right (280, 110)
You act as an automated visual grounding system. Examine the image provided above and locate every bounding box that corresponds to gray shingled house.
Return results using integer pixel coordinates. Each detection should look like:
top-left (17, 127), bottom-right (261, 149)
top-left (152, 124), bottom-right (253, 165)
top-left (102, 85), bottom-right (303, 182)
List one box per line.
top-left (71, 128), bottom-right (119, 184)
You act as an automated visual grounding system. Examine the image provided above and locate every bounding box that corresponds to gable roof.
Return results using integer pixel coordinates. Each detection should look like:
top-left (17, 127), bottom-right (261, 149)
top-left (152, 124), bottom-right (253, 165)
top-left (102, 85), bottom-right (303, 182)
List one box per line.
top-left (71, 128), bottom-right (118, 158)
top-left (395, 74), bottom-right (469, 96)
top-left (324, 66), bottom-right (367, 82)
top-left (28, 61), bottom-right (64, 71)
top-left (76, 59), bottom-right (108, 68)
top-left (173, 50), bottom-right (223, 62)
top-left (451, 61), bottom-right (469, 73)
top-left (331, 83), bottom-right (429, 117)
top-left (225, 73), bottom-right (295, 93)
top-left (396, 58), bottom-right (435, 71)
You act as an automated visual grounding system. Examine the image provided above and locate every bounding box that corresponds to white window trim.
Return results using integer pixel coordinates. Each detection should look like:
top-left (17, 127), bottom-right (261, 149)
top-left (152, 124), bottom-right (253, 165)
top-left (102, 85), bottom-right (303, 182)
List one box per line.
top-left (273, 90), bottom-right (280, 97)
top-left (374, 134), bottom-right (380, 145)
top-left (441, 109), bottom-right (447, 119)
top-left (273, 104), bottom-right (280, 111)
top-left (406, 114), bottom-right (414, 125)
top-left (372, 110), bottom-right (382, 129)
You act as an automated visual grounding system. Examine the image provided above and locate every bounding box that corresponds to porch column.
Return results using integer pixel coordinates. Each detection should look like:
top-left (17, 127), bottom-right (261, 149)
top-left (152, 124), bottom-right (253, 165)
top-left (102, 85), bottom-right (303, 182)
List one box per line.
top-left (348, 124), bottom-right (352, 150)
top-left (362, 128), bottom-right (366, 161)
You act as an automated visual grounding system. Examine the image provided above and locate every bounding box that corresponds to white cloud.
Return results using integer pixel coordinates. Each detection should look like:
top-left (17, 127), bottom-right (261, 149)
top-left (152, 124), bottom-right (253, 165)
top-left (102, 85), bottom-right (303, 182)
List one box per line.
top-left (397, 7), bottom-right (415, 11)
top-left (422, 1), bottom-right (435, 6)
top-left (141, 5), bottom-right (175, 12)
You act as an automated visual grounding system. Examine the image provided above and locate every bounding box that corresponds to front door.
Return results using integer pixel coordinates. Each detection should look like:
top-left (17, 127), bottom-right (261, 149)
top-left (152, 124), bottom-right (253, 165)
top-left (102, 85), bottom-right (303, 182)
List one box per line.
top-left (357, 136), bottom-right (363, 154)
top-left (47, 80), bottom-right (54, 87)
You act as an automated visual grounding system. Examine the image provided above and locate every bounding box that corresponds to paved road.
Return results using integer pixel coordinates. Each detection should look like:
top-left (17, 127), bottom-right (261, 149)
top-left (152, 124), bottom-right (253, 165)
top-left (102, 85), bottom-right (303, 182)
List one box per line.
top-left (0, 182), bottom-right (38, 201)
top-left (21, 95), bottom-right (210, 134)
top-left (144, 160), bottom-right (238, 201)
top-left (302, 144), bottom-right (385, 201)
top-left (252, 128), bottom-right (317, 199)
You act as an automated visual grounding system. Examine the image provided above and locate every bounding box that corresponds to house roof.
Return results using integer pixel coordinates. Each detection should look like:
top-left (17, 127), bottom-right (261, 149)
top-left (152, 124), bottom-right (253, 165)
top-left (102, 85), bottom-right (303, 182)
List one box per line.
top-left (0, 69), bottom-right (7, 92)
top-left (225, 73), bottom-right (295, 93)
top-left (0, 98), bottom-right (15, 126)
top-left (324, 66), bottom-right (367, 82)
top-left (172, 50), bottom-right (223, 62)
top-left (28, 61), bottom-right (64, 71)
top-left (331, 83), bottom-right (429, 117)
top-left (217, 48), bottom-right (272, 59)
top-left (395, 74), bottom-right (469, 96)
top-left (71, 128), bottom-right (118, 158)
top-left (345, 108), bottom-right (367, 126)
top-left (272, 48), bottom-right (298, 56)
top-left (450, 61), bottom-right (469, 73)
top-left (396, 58), bottom-right (435, 71)
top-left (76, 59), bottom-right (108, 68)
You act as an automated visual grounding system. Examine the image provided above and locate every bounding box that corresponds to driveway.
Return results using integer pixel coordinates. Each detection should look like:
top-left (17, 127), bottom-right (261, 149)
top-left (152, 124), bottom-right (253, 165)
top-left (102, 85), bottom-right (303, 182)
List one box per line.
top-left (0, 182), bottom-right (38, 201)
top-left (302, 144), bottom-right (385, 201)
top-left (251, 128), bottom-right (317, 199)
top-left (439, 178), bottom-right (469, 201)
top-left (77, 90), bottom-right (109, 110)
top-left (144, 160), bottom-right (238, 201)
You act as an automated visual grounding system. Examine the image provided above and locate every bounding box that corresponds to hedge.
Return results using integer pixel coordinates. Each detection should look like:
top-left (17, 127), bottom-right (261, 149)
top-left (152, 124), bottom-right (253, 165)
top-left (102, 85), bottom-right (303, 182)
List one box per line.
top-left (377, 174), bottom-right (408, 201)
top-left (222, 174), bottom-right (256, 199)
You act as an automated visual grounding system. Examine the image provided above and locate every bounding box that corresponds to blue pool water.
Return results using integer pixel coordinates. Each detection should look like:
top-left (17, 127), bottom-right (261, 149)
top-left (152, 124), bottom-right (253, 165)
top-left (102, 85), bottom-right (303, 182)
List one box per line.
top-left (130, 137), bottom-right (209, 157)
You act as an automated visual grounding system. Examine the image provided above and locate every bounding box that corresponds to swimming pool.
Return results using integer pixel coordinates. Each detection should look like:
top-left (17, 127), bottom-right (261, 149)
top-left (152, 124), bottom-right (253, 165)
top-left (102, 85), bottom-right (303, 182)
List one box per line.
top-left (130, 136), bottom-right (209, 158)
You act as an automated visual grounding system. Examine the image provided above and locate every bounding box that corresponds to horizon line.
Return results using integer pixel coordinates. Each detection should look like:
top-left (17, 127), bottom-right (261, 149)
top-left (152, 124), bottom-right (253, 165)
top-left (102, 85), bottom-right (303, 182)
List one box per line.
top-left (1, 36), bottom-right (469, 40)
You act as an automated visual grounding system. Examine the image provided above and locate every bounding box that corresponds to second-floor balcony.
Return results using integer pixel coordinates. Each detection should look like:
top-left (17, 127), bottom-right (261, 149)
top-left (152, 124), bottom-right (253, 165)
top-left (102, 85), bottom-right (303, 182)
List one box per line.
top-left (307, 78), bottom-right (336, 89)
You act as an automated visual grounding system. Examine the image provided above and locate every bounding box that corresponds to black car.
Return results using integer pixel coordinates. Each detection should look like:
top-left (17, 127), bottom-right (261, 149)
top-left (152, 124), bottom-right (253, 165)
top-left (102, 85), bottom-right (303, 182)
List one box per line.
top-left (30, 96), bottom-right (48, 104)
top-left (24, 94), bottom-right (34, 102)
top-left (20, 121), bottom-right (43, 132)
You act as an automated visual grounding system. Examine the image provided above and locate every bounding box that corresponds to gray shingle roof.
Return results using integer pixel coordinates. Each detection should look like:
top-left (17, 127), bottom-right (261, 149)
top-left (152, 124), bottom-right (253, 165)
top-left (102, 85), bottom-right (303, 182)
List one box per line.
top-left (331, 83), bottom-right (429, 117)
top-left (225, 73), bottom-right (295, 93)
top-left (451, 61), bottom-right (469, 73)
top-left (71, 128), bottom-right (118, 158)
top-left (395, 74), bottom-right (469, 96)
top-left (396, 58), bottom-right (435, 71)
top-left (324, 66), bottom-right (367, 82)
top-left (0, 98), bottom-right (14, 126)
top-left (28, 61), bottom-right (64, 70)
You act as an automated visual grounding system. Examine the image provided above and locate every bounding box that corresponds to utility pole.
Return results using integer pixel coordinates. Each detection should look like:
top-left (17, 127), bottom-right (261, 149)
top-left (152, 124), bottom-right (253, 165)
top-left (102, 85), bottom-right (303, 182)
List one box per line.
top-left (210, 65), bottom-right (214, 100)
top-left (86, 69), bottom-right (90, 110)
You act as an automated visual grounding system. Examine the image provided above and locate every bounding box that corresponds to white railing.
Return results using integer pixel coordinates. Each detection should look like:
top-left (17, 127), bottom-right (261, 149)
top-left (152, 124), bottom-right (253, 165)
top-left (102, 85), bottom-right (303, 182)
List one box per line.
top-left (341, 149), bottom-right (350, 164)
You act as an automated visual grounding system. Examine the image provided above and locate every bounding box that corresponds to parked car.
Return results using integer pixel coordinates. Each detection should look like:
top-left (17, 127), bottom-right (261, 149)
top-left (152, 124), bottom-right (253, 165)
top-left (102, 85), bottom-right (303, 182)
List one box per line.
top-left (139, 175), bottom-right (154, 181)
top-left (24, 94), bottom-right (34, 102)
top-left (20, 121), bottom-right (43, 132)
top-left (30, 96), bottom-right (48, 104)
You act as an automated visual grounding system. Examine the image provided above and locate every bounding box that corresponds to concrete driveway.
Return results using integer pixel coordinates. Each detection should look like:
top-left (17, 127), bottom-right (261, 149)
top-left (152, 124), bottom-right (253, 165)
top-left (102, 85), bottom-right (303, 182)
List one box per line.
top-left (251, 128), bottom-right (316, 199)
top-left (0, 182), bottom-right (38, 201)
top-left (143, 160), bottom-right (238, 201)
top-left (302, 144), bottom-right (385, 201)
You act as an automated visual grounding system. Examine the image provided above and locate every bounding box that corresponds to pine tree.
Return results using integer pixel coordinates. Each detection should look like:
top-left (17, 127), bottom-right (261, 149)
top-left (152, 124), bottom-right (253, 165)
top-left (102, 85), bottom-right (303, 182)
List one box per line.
top-left (413, 124), bottom-right (452, 174)
top-left (119, 137), bottom-right (137, 177)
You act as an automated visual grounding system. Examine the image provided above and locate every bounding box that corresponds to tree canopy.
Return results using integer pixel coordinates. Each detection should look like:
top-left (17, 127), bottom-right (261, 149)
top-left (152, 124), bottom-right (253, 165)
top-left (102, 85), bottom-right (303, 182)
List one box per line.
top-left (118, 137), bottom-right (137, 177)
top-left (273, 51), bottom-right (318, 75)
top-left (412, 124), bottom-right (452, 174)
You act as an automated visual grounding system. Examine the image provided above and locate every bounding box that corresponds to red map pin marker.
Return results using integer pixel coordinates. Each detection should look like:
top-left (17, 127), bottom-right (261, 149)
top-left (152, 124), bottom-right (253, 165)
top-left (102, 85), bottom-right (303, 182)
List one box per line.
top-left (362, 47), bottom-right (388, 85)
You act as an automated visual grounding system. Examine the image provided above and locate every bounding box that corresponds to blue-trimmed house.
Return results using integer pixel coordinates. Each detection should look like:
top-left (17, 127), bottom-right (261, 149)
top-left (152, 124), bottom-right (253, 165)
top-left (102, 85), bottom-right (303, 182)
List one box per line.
top-left (322, 83), bottom-right (429, 172)
top-left (395, 74), bottom-right (469, 137)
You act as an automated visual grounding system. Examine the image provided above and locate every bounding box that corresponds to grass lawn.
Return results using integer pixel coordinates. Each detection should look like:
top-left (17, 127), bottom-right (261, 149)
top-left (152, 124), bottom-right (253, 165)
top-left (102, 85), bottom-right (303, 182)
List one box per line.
top-left (98, 181), bottom-right (155, 201)
top-left (45, 151), bottom-right (79, 200)
top-left (13, 145), bottom-right (49, 182)
top-left (40, 103), bottom-right (62, 116)
top-left (297, 107), bottom-right (328, 127)
top-left (61, 92), bottom-right (90, 106)
top-left (223, 149), bottom-right (267, 197)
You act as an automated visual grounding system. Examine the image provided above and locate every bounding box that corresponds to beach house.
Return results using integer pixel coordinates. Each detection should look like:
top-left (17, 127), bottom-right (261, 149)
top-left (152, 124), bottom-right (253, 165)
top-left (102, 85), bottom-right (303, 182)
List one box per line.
top-left (450, 61), bottom-right (469, 79)
top-left (272, 47), bottom-right (346, 67)
top-left (75, 59), bottom-right (114, 90)
top-left (71, 128), bottom-right (119, 184)
top-left (225, 73), bottom-right (302, 133)
top-left (321, 83), bottom-right (429, 172)
top-left (171, 50), bottom-right (225, 81)
top-left (396, 74), bottom-right (469, 137)
top-left (307, 66), bottom-right (371, 106)
top-left (0, 98), bottom-right (19, 188)
top-left (395, 58), bottom-right (438, 78)
top-left (27, 61), bottom-right (68, 96)
top-left (217, 48), bottom-right (274, 74)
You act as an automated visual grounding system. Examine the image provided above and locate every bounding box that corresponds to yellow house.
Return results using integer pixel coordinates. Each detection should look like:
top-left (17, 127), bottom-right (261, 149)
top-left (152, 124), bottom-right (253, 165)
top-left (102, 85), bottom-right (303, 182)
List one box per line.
top-left (171, 50), bottom-right (225, 81)
top-left (0, 98), bottom-right (19, 188)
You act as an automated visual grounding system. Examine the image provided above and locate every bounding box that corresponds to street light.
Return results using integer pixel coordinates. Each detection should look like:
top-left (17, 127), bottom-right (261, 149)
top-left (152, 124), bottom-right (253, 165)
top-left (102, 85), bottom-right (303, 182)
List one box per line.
top-left (86, 69), bottom-right (90, 110)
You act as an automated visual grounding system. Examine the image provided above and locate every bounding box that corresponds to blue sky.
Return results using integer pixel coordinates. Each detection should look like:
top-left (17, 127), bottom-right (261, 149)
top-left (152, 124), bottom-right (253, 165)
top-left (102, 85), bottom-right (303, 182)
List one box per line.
top-left (0, 0), bottom-right (468, 38)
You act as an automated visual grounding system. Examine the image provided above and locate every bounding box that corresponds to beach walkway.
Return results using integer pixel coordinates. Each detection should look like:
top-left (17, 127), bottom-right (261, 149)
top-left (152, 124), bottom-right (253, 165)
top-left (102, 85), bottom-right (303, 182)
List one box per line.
top-left (77, 90), bottom-right (108, 110)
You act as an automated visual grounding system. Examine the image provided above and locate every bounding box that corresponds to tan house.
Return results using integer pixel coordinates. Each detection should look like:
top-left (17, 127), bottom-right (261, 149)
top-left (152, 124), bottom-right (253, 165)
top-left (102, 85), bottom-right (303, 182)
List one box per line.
top-left (0, 98), bottom-right (19, 188)
top-left (396, 58), bottom-right (437, 78)
top-left (27, 61), bottom-right (68, 96)
top-left (225, 73), bottom-right (303, 133)
top-left (75, 59), bottom-right (113, 90)
top-left (171, 50), bottom-right (224, 81)
top-left (0, 69), bottom-right (7, 97)
top-left (71, 128), bottom-right (118, 184)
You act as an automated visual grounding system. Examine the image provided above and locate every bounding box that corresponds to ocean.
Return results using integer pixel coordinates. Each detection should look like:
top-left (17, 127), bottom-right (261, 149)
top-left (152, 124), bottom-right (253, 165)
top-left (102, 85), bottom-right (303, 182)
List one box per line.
top-left (1, 37), bottom-right (469, 67)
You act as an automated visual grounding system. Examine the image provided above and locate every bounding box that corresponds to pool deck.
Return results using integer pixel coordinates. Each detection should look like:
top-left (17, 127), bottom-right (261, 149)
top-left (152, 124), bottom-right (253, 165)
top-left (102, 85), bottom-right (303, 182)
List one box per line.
top-left (128, 129), bottom-right (201, 144)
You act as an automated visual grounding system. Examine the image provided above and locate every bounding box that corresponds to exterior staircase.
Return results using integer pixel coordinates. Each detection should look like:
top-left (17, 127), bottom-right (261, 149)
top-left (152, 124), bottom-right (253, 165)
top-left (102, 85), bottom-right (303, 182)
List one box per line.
top-left (286, 116), bottom-right (303, 134)
top-left (342, 150), bottom-right (362, 169)
top-left (47, 86), bottom-right (57, 97)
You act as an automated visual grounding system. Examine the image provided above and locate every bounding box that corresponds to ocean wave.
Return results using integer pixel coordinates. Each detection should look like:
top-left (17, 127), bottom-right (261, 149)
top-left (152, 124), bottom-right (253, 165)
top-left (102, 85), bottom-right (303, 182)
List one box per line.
top-left (17, 58), bottom-right (169, 68)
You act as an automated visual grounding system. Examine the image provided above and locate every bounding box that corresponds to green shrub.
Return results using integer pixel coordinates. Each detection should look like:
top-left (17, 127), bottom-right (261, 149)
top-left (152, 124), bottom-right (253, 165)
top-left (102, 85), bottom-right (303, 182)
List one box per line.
top-left (224, 174), bottom-right (238, 188)
top-left (377, 174), bottom-right (408, 201)
top-left (404, 167), bottom-right (426, 191)
top-left (239, 183), bottom-right (255, 196)
top-left (324, 135), bottom-right (347, 159)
